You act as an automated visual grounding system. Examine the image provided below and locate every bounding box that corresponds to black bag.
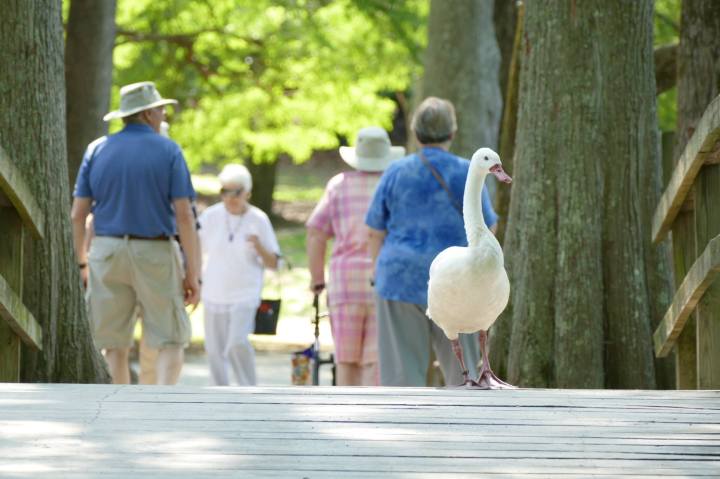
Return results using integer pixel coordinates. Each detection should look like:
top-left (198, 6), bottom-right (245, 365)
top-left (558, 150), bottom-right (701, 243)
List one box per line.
top-left (254, 298), bottom-right (281, 335)
top-left (253, 258), bottom-right (290, 335)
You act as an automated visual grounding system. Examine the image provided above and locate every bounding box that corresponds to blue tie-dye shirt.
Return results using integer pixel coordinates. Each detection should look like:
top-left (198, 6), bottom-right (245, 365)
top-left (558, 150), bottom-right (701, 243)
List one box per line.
top-left (365, 147), bottom-right (498, 305)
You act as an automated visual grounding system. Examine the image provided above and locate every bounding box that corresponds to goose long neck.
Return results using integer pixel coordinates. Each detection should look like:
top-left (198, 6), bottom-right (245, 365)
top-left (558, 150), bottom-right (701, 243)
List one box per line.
top-left (463, 162), bottom-right (489, 247)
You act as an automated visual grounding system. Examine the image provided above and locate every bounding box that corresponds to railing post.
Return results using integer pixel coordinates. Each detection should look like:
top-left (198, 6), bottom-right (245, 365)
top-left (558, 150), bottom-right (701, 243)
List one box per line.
top-left (694, 162), bottom-right (720, 389)
top-left (0, 206), bottom-right (24, 381)
top-left (0, 144), bottom-right (43, 381)
top-left (662, 131), bottom-right (698, 389)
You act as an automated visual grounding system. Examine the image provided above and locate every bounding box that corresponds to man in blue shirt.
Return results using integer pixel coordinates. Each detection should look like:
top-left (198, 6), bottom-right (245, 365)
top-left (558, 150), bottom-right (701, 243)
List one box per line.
top-left (365, 97), bottom-right (498, 386)
top-left (71, 81), bottom-right (200, 385)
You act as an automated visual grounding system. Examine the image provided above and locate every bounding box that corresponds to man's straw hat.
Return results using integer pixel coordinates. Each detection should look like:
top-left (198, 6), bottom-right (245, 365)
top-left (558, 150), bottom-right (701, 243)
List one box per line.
top-left (339, 127), bottom-right (405, 172)
top-left (103, 81), bottom-right (178, 121)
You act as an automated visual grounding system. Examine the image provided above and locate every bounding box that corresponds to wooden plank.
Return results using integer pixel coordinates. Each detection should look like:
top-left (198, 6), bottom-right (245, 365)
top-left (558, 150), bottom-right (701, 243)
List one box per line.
top-left (0, 207), bottom-right (23, 293)
top-left (2, 385), bottom-right (719, 476)
top-left (1, 456), bottom-right (718, 477)
top-left (652, 94), bottom-right (720, 244)
top-left (3, 474), bottom-right (712, 479)
top-left (673, 211), bottom-right (698, 388)
top-left (0, 144), bottom-right (44, 239)
top-left (695, 164), bottom-right (720, 388)
top-left (654, 235), bottom-right (720, 357)
top-left (662, 130), bottom-right (699, 388)
top-left (0, 272), bottom-right (42, 349)
top-left (6, 383), bottom-right (720, 401)
top-left (0, 320), bottom-right (19, 381)
top-left (0, 207), bottom-right (23, 380)
top-left (8, 403), bottom-right (718, 424)
top-left (4, 385), bottom-right (720, 408)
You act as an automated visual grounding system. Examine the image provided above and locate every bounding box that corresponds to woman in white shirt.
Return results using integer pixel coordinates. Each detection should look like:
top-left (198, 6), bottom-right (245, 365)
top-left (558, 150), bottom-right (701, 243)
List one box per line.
top-left (199, 164), bottom-right (280, 385)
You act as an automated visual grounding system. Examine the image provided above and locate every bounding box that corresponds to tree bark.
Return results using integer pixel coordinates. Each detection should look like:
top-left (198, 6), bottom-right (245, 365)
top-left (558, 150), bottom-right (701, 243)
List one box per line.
top-left (505, 0), bottom-right (660, 389)
top-left (674, 0), bottom-right (720, 389)
top-left (421, 0), bottom-right (502, 159)
top-left (65, 0), bottom-right (117, 189)
top-left (0, 0), bottom-right (109, 383)
top-left (488, 1), bottom-right (524, 378)
top-left (673, 2), bottom-right (720, 161)
top-left (494, 0), bottom-right (518, 114)
top-left (247, 156), bottom-right (279, 217)
top-left (654, 44), bottom-right (677, 96)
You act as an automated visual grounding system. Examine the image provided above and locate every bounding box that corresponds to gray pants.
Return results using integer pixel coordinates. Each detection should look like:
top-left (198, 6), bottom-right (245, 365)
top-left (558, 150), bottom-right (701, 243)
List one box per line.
top-left (375, 295), bottom-right (480, 386)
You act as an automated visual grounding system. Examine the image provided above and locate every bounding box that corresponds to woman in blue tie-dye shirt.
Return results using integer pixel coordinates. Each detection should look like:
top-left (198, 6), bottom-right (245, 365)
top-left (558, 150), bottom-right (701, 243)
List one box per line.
top-left (365, 97), bottom-right (498, 387)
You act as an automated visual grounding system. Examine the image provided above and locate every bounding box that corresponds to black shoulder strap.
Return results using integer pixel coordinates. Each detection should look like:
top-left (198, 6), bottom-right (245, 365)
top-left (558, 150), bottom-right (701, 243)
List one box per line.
top-left (418, 149), bottom-right (463, 216)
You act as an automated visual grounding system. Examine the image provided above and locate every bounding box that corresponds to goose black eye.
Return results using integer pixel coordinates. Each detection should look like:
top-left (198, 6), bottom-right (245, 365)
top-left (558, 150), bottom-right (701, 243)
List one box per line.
top-left (484, 156), bottom-right (489, 161)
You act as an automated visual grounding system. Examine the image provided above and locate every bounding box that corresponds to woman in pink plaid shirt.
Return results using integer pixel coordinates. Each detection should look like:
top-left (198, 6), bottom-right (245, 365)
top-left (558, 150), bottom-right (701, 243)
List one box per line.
top-left (306, 127), bottom-right (404, 386)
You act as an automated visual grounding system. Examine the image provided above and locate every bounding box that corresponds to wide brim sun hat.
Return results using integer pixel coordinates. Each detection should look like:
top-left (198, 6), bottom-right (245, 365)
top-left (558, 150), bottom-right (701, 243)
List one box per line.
top-left (339, 126), bottom-right (405, 172)
top-left (103, 81), bottom-right (178, 121)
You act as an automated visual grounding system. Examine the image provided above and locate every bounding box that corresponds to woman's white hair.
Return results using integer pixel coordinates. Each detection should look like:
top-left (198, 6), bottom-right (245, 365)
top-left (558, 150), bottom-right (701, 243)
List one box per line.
top-left (218, 163), bottom-right (252, 192)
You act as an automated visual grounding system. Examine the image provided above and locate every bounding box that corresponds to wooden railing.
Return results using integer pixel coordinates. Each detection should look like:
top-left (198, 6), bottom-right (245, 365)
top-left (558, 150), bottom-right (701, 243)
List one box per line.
top-left (652, 94), bottom-right (720, 244)
top-left (652, 94), bottom-right (720, 389)
top-left (0, 145), bottom-right (43, 381)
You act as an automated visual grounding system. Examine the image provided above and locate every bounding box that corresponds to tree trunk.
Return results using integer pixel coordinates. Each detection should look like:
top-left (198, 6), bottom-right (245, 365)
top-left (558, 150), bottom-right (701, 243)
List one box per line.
top-left (65, 0), bottom-right (117, 188)
top-left (505, 0), bottom-right (660, 389)
top-left (421, 0), bottom-right (502, 159)
top-left (488, 2), bottom-right (524, 378)
top-left (0, 0), bottom-right (109, 383)
top-left (654, 44), bottom-right (677, 96)
top-left (673, 1), bottom-right (720, 161)
top-left (674, 0), bottom-right (720, 389)
top-left (247, 156), bottom-right (279, 217)
top-left (494, 0), bottom-right (518, 114)
top-left (494, 2), bottom-right (523, 245)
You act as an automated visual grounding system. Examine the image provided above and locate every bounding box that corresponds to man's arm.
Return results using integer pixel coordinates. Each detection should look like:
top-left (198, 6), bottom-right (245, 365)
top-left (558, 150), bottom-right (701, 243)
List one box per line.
top-left (367, 226), bottom-right (386, 279)
top-left (191, 202), bottom-right (203, 280)
top-left (306, 227), bottom-right (329, 292)
top-left (174, 198), bottom-right (201, 306)
top-left (71, 198), bottom-right (92, 263)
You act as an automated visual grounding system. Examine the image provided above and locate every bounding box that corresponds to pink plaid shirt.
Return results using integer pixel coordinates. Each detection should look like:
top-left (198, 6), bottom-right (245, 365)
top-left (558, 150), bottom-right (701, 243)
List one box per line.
top-left (306, 171), bottom-right (381, 306)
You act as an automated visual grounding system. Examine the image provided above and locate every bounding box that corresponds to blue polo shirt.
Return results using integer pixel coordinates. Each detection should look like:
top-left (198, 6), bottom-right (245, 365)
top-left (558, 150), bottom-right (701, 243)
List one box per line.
top-left (365, 147), bottom-right (498, 305)
top-left (73, 123), bottom-right (195, 237)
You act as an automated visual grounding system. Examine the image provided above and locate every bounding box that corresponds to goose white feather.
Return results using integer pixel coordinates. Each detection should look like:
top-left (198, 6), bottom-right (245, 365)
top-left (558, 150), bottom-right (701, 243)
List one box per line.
top-left (427, 148), bottom-right (510, 340)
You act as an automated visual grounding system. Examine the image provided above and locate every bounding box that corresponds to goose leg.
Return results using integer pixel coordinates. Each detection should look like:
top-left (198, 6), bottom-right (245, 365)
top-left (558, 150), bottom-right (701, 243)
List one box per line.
top-left (450, 339), bottom-right (479, 387)
top-left (476, 330), bottom-right (515, 389)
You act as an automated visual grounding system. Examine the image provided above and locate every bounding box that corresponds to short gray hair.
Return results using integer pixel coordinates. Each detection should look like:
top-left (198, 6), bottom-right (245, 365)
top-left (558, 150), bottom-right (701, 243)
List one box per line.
top-left (218, 163), bottom-right (252, 192)
top-left (411, 97), bottom-right (457, 144)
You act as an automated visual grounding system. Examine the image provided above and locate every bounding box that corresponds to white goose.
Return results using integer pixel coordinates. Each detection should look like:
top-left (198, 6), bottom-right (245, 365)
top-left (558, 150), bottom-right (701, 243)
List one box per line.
top-left (427, 147), bottom-right (513, 388)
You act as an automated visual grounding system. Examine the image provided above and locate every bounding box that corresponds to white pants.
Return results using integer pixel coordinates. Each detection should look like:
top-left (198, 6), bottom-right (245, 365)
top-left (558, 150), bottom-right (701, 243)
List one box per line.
top-left (203, 302), bottom-right (257, 386)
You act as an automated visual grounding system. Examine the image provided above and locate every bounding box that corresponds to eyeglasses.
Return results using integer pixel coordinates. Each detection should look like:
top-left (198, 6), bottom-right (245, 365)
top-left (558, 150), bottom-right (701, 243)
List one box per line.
top-left (220, 188), bottom-right (244, 197)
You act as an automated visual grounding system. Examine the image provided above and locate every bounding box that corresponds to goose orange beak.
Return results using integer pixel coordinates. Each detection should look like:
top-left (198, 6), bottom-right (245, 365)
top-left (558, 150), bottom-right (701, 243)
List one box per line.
top-left (490, 164), bottom-right (512, 183)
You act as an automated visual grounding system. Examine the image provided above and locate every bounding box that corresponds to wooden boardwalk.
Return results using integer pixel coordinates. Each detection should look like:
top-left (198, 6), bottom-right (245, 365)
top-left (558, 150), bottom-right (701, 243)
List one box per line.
top-left (0, 384), bottom-right (719, 478)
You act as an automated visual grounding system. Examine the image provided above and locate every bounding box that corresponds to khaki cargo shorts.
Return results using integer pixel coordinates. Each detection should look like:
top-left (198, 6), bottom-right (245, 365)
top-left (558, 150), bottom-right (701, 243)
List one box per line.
top-left (86, 236), bottom-right (191, 349)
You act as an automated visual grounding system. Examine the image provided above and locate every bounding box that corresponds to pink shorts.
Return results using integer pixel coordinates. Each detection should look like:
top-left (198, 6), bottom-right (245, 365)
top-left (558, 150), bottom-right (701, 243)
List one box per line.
top-left (328, 302), bottom-right (377, 365)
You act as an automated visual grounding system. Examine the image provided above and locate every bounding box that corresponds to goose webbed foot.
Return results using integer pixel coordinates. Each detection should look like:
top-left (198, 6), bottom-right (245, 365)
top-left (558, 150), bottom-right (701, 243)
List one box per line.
top-left (448, 370), bottom-right (481, 389)
top-left (475, 365), bottom-right (515, 389)
top-left (447, 339), bottom-right (481, 388)
top-left (474, 330), bottom-right (515, 389)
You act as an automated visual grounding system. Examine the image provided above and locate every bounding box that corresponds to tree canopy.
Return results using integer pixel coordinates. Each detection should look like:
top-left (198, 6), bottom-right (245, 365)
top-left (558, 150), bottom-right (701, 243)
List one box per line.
top-left (111, 0), bottom-right (425, 170)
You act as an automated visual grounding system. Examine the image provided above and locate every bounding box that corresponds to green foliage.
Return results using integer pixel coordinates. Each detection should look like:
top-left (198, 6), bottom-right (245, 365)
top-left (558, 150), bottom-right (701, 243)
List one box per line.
top-left (654, 0), bottom-right (680, 132)
top-left (111, 0), bottom-right (425, 170)
top-left (657, 87), bottom-right (677, 132)
top-left (654, 0), bottom-right (680, 46)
